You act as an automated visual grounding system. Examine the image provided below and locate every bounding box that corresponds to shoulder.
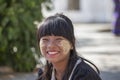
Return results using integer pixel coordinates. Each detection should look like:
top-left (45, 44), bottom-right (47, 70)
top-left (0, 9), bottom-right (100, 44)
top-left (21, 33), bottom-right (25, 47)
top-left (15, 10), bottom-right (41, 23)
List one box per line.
top-left (72, 59), bottom-right (102, 80)
top-left (36, 68), bottom-right (44, 80)
top-left (38, 68), bottom-right (43, 76)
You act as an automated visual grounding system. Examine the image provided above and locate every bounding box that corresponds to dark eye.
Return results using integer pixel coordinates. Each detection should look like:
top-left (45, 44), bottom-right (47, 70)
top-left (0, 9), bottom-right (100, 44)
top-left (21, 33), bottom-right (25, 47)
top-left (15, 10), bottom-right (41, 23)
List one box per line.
top-left (56, 38), bottom-right (64, 42)
top-left (43, 38), bottom-right (48, 41)
top-left (41, 38), bottom-right (49, 42)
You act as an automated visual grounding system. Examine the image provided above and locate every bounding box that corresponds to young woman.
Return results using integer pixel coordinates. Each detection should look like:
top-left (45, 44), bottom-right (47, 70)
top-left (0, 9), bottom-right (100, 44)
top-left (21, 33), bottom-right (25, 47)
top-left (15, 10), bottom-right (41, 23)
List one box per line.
top-left (36, 13), bottom-right (102, 80)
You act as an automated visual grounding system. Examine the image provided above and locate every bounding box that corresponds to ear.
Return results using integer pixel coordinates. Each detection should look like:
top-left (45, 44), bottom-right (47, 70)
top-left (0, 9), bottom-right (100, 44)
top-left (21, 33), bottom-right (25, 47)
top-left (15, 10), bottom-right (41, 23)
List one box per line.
top-left (71, 46), bottom-right (73, 50)
top-left (70, 44), bottom-right (73, 50)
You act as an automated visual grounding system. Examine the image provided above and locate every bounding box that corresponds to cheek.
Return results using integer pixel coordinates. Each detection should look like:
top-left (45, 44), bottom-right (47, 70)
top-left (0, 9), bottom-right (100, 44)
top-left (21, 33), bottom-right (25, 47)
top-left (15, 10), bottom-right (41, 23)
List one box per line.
top-left (59, 41), bottom-right (71, 53)
top-left (39, 42), bottom-right (46, 55)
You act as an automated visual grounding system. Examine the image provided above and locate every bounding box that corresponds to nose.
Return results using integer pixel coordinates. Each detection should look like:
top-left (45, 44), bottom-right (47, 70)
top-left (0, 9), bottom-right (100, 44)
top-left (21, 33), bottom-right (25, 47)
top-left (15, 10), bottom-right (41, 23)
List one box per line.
top-left (47, 40), bottom-right (56, 49)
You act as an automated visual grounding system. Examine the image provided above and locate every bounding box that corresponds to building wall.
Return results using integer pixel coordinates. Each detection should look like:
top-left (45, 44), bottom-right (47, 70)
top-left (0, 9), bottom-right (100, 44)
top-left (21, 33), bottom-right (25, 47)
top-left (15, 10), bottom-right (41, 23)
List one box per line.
top-left (42, 0), bottom-right (114, 23)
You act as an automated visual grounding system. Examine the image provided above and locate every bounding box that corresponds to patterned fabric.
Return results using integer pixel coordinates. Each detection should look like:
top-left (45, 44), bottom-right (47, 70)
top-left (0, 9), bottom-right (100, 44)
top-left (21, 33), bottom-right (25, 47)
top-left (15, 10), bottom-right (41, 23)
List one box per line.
top-left (37, 58), bottom-right (102, 80)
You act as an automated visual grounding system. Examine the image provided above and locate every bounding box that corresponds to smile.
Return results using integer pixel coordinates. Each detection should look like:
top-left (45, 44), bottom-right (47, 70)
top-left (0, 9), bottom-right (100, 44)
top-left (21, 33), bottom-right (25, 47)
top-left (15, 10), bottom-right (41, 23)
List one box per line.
top-left (48, 52), bottom-right (58, 55)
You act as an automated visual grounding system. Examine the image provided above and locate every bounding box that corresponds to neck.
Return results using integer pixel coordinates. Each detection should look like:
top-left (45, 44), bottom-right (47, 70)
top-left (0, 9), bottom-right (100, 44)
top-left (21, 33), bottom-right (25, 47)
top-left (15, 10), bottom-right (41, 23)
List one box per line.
top-left (53, 61), bottom-right (68, 74)
top-left (52, 58), bottom-right (69, 80)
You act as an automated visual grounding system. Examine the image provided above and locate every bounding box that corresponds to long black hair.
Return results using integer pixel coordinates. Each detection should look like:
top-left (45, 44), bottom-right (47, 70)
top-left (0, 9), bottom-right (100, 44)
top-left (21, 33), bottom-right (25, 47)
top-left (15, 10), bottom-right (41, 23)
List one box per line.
top-left (37, 13), bottom-right (100, 80)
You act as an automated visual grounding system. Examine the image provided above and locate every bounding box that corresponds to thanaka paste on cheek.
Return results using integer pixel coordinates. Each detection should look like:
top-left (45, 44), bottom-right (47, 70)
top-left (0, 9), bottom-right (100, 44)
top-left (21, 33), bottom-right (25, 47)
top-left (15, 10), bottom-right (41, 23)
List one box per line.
top-left (39, 41), bottom-right (46, 56)
top-left (58, 40), bottom-right (71, 53)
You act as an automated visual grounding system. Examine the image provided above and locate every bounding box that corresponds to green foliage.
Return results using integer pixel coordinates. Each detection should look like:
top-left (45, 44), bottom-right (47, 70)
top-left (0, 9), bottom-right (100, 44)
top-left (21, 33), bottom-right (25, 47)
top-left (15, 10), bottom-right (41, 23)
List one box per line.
top-left (0, 0), bottom-right (51, 72)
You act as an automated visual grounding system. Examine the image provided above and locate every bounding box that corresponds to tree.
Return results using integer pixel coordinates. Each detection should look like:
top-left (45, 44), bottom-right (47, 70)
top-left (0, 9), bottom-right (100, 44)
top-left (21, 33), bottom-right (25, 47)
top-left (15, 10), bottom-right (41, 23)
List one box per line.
top-left (0, 0), bottom-right (51, 72)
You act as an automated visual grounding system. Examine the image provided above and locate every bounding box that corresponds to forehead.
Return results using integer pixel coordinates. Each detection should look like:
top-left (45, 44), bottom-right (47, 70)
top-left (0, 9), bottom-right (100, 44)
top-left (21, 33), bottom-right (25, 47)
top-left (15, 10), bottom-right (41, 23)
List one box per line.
top-left (41, 35), bottom-right (66, 39)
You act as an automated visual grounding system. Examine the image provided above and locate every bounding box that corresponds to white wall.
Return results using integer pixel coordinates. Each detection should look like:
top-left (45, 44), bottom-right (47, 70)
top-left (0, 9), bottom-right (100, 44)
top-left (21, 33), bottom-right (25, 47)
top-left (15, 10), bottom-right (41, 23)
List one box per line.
top-left (42, 0), bottom-right (114, 23)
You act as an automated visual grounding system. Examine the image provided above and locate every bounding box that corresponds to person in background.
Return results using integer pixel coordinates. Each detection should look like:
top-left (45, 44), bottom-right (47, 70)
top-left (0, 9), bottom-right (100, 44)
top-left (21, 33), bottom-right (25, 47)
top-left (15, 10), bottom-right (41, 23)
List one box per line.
top-left (112, 0), bottom-right (120, 36)
top-left (36, 13), bottom-right (102, 80)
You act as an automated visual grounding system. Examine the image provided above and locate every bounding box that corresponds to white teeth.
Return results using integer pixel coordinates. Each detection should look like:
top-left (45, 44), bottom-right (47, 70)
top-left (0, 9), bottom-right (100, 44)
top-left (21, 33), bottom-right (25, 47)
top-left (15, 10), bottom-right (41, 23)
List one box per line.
top-left (48, 52), bottom-right (57, 54)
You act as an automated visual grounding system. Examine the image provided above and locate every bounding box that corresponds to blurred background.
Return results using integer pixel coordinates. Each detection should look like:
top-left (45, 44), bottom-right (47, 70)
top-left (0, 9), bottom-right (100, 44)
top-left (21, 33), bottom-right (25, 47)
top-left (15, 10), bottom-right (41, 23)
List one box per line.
top-left (0, 0), bottom-right (120, 80)
top-left (42, 0), bottom-right (113, 23)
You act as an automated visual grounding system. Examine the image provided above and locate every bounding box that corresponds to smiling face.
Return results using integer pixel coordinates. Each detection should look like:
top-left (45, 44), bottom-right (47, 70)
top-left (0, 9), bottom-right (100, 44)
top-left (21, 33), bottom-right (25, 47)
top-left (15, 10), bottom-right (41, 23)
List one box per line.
top-left (39, 35), bottom-right (72, 64)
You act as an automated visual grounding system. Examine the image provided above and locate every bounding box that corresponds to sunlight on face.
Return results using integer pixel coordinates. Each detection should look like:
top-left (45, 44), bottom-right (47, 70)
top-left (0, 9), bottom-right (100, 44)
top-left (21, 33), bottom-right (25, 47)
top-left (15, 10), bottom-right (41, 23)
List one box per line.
top-left (39, 36), bottom-right (72, 63)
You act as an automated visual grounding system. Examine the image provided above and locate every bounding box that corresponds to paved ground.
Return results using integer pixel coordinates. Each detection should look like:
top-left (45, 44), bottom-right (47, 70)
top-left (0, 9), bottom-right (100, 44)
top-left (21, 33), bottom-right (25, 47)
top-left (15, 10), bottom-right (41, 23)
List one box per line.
top-left (0, 23), bottom-right (120, 80)
top-left (74, 23), bottom-right (120, 80)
